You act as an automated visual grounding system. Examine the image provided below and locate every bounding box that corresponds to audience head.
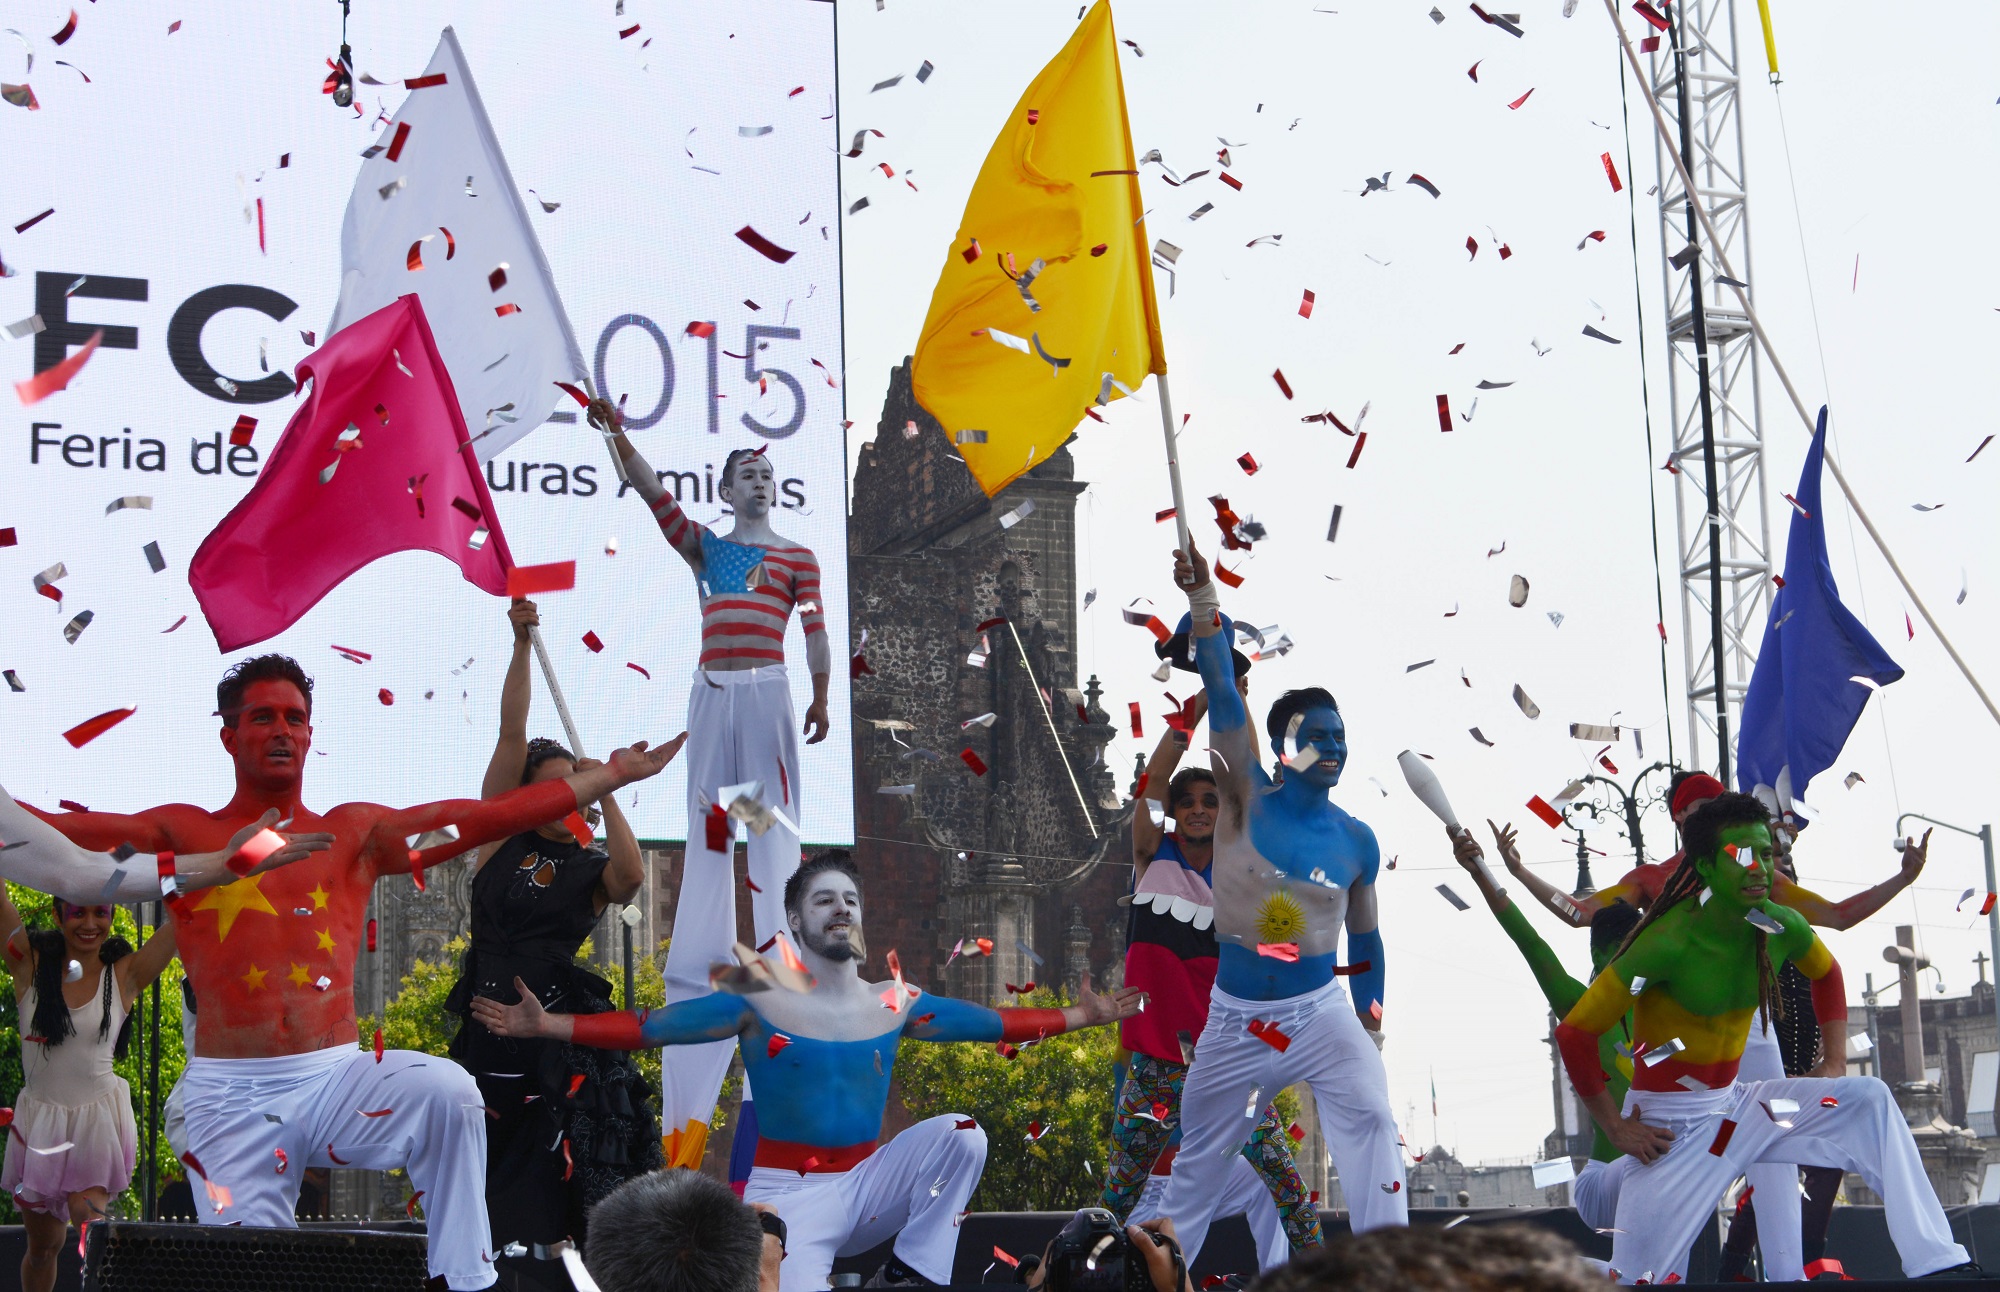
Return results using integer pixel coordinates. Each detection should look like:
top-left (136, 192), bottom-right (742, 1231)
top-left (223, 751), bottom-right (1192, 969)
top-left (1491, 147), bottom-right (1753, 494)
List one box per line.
top-left (585, 1169), bottom-right (764, 1292)
top-left (1248, 1223), bottom-right (1605, 1292)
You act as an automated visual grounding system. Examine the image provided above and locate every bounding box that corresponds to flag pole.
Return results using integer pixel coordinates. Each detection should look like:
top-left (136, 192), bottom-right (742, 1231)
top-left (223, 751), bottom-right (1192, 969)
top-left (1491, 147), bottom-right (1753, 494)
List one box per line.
top-left (527, 626), bottom-right (587, 758)
top-left (1156, 371), bottom-right (1192, 555)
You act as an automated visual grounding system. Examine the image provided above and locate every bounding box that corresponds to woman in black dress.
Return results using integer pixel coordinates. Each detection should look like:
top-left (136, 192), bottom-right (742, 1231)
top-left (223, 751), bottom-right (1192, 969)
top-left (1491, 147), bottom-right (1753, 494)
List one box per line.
top-left (447, 599), bottom-right (684, 1265)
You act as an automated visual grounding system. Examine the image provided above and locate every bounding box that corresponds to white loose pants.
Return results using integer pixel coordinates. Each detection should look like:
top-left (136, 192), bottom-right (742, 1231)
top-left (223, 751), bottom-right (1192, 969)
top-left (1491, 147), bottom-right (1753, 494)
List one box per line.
top-left (745, 1115), bottom-right (988, 1292)
top-left (1161, 979), bottom-right (1406, 1261)
top-left (1608, 1076), bottom-right (1967, 1285)
top-left (179, 1045), bottom-right (493, 1290)
top-left (663, 665), bottom-right (804, 1150)
top-left (1737, 1011), bottom-right (1804, 1281)
top-left (1572, 1156), bottom-right (1637, 1234)
top-left (1132, 1154), bottom-right (1289, 1272)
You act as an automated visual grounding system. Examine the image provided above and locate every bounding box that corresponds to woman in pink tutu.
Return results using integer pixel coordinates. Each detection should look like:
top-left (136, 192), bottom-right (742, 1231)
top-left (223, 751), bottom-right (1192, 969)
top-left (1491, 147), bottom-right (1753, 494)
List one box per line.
top-left (1, 893), bottom-right (176, 1292)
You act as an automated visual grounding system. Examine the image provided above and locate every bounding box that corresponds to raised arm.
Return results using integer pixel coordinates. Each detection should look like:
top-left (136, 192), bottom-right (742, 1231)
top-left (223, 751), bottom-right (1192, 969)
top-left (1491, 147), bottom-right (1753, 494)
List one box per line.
top-left (1499, 841), bottom-right (1604, 929)
top-left (1454, 824), bottom-right (1586, 1015)
top-left (369, 737), bottom-right (686, 877)
top-left (1173, 544), bottom-right (1250, 803)
top-left (471, 978), bottom-right (752, 1049)
top-left (119, 919), bottom-right (179, 1002)
top-left (583, 756), bottom-right (645, 905)
top-left (608, 427), bottom-right (705, 574)
top-left (902, 976), bottom-right (1143, 1044)
top-left (480, 601), bottom-right (540, 802)
top-left (1132, 725), bottom-right (1193, 882)
top-left (1775, 830), bottom-right (1928, 931)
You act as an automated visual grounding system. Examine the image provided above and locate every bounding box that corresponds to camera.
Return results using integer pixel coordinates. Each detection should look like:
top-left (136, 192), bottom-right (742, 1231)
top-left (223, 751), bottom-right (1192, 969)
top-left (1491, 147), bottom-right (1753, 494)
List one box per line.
top-left (1041, 1208), bottom-right (1173, 1292)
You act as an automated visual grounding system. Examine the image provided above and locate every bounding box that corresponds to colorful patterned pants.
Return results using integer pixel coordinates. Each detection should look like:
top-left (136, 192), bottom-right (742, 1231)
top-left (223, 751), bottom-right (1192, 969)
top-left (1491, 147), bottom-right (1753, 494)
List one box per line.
top-left (1101, 1053), bottom-right (1322, 1253)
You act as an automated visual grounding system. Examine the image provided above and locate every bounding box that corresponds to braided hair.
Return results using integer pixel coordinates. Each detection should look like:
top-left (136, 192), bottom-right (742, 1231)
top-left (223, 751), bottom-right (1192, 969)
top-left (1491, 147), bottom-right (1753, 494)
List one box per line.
top-left (521, 737), bottom-right (576, 785)
top-left (27, 927), bottom-right (136, 1058)
top-left (1612, 791), bottom-right (1785, 1031)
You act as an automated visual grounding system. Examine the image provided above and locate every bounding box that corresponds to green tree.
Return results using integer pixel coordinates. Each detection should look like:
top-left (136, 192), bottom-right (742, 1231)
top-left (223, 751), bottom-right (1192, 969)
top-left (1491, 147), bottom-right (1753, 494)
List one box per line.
top-left (895, 987), bottom-right (1121, 1212)
top-left (895, 989), bottom-right (1304, 1213)
top-left (0, 886), bottom-right (187, 1222)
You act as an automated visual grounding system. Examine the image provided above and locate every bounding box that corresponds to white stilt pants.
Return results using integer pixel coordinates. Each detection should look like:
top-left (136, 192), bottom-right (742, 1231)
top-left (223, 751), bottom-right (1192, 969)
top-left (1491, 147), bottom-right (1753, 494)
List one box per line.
top-left (745, 1115), bottom-right (988, 1292)
top-left (1161, 978), bottom-right (1406, 1260)
top-left (1737, 1011), bottom-right (1803, 1281)
top-left (663, 665), bottom-right (803, 1153)
top-left (179, 1045), bottom-right (493, 1290)
top-left (1132, 1154), bottom-right (1289, 1272)
top-left (1608, 1076), bottom-right (1967, 1285)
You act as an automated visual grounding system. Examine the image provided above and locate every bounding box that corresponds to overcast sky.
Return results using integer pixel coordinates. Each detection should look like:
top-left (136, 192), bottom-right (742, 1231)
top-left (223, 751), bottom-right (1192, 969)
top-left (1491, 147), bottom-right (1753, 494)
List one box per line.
top-left (835, 0), bottom-right (2000, 1161)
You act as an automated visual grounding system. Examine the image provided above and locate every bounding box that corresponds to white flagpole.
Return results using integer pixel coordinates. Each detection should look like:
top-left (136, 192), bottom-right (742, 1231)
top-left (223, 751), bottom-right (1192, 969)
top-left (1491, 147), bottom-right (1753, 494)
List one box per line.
top-left (1156, 371), bottom-right (1192, 555)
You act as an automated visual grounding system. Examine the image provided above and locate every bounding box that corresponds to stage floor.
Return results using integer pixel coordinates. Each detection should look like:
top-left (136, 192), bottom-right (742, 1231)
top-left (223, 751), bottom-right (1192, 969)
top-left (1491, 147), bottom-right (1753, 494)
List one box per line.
top-left (11, 1206), bottom-right (2000, 1289)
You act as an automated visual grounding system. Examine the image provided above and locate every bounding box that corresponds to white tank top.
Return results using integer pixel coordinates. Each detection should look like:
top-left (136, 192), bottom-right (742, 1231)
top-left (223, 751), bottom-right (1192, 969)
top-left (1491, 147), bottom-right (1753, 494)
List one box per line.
top-left (20, 971), bottom-right (127, 1100)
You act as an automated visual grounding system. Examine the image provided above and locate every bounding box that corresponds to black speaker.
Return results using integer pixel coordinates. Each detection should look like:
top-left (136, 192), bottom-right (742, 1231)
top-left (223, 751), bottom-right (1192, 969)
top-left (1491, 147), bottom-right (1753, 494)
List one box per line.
top-left (82, 1221), bottom-right (431, 1291)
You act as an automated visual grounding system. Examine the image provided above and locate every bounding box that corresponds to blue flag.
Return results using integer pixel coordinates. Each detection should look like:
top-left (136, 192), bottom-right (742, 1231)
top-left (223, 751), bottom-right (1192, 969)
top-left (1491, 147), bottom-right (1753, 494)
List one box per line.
top-left (1736, 408), bottom-right (1902, 817)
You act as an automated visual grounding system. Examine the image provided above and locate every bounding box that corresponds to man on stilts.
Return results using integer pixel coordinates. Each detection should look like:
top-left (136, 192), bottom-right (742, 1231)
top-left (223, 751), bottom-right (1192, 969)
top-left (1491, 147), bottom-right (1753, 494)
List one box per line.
top-left (603, 409), bottom-right (832, 1166)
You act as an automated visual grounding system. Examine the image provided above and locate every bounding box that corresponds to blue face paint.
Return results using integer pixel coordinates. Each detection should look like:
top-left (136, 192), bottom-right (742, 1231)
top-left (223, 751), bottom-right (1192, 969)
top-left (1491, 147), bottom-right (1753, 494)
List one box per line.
top-left (1273, 706), bottom-right (1347, 790)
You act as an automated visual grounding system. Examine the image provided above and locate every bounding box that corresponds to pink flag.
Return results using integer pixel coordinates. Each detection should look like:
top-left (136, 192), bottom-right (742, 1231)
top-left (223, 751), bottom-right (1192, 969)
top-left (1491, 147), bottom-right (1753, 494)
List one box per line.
top-left (189, 294), bottom-right (513, 651)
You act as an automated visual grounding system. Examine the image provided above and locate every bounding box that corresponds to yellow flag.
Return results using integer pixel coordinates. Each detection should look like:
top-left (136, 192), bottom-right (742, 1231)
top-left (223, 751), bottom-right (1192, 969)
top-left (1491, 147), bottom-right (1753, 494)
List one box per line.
top-left (911, 0), bottom-right (1164, 497)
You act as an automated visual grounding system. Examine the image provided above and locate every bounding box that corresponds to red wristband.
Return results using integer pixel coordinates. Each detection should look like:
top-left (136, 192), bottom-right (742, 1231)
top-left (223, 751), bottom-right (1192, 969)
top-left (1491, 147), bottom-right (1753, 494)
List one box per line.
top-left (567, 1010), bottom-right (649, 1050)
top-left (998, 1008), bottom-right (1066, 1045)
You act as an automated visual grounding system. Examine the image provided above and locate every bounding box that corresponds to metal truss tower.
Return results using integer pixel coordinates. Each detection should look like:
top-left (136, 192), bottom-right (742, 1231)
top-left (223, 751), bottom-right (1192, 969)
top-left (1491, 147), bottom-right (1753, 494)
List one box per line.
top-left (1648, 0), bottom-right (1774, 782)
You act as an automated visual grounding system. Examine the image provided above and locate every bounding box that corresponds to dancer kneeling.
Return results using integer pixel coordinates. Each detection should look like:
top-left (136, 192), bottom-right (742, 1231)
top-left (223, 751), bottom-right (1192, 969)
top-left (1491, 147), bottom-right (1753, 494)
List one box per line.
top-left (1555, 791), bottom-right (1976, 1283)
top-left (475, 851), bottom-right (1143, 1291)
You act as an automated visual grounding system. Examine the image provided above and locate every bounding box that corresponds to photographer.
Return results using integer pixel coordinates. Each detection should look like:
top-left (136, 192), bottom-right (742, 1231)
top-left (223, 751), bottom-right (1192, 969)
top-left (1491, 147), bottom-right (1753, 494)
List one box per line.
top-left (1020, 1212), bottom-right (1195, 1292)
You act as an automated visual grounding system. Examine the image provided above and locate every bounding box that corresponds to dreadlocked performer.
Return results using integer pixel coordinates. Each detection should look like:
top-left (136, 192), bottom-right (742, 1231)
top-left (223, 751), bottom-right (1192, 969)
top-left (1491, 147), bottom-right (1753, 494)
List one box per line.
top-left (608, 421), bottom-right (831, 1165)
top-left (1554, 791), bottom-right (1975, 1284)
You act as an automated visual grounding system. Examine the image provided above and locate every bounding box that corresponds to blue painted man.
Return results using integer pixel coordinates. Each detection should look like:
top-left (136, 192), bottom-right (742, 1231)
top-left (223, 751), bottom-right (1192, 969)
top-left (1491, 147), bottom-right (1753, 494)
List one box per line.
top-left (475, 851), bottom-right (1143, 1290)
top-left (1153, 543), bottom-right (1407, 1259)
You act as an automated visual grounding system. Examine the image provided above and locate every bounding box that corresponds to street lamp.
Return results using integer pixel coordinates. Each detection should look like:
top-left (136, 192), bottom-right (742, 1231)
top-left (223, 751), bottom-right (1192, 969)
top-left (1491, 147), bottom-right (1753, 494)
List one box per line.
top-left (1557, 761), bottom-right (1680, 896)
top-left (1896, 812), bottom-right (1999, 1073)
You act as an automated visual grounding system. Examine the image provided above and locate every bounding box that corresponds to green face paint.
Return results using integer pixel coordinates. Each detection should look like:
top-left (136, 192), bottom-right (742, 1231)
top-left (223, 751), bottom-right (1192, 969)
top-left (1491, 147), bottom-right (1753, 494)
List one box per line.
top-left (1695, 821), bottom-right (1775, 909)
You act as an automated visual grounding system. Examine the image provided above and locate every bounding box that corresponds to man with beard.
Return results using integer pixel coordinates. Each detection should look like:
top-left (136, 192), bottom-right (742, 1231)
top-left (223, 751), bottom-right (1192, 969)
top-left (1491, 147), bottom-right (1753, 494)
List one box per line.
top-left (475, 851), bottom-right (1144, 1290)
top-left (1151, 543), bottom-right (1407, 1261)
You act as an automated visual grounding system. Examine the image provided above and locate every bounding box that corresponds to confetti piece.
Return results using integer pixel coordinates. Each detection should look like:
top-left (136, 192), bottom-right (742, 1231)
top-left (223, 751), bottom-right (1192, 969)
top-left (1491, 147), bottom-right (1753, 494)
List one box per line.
top-left (1257, 943), bottom-right (1300, 962)
top-left (1272, 370), bottom-right (1293, 400)
top-left (1708, 1118), bottom-right (1737, 1156)
top-left (1601, 153), bottom-right (1622, 192)
top-left (378, 688), bottom-right (394, 706)
top-left (1510, 684), bottom-right (1541, 719)
top-left (4, 315), bottom-right (45, 341)
top-left (506, 561), bottom-right (576, 598)
top-left (1326, 505), bottom-right (1344, 544)
top-left (626, 662), bottom-right (650, 679)
top-left (735, 226), bottom-right (796, 263)
top-left (1969, 435), bottom-right (1994, 463)
top-left (15, 329), bottom-right (102, 405)
top-left (1582, 325), bottom-right (1622, 344)
top-left (62, 611), bottom-right (93, 644)
top-left (1344, 433), bottom-right (1367, 469)
top-left (62, 707), bottom-right (136, 749)
top-left (1247, 1019), bottom-right (1292, 1051)
top-left (1435, 884), bottom-right (1470, 911)
top-left (1508, 575), bottom-right (1530, 607)
top-left (13, 209), bottom-right (54, 235)
top-left (1407, 173), bottom-right (1441, 198)
top-left (1469, 727), bottom-right (1495, 747)
top-left (960, 749), bottom-right (988, 776)
top-left (2, 671), bottom-right (21, 692)
top-left (1, 83), bottom-right (40, 111)
top-left (1508, 88), bottom-right (1535, 109)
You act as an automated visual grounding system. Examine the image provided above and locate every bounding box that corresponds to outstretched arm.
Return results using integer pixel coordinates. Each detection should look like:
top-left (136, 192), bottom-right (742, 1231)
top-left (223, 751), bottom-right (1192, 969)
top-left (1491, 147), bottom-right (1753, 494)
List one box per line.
top-left (368, 737), bottom-right (686, 877)
top-left (3, 793), bottom-right (329, 902)
top-left (1173, 544), bottom-right (1250, 804)
top-left (17, 799), bottom-right (172, 855)
top-left (472, 976), bottom-right (753, 1048)
top-left (903, 976), bottom-right (1144, 1044)
top-left (608, 428), bottom-right (705, 575)
top-left (1453, 824), bottom-right (1586, 1016)
top-left (1776, 830), bottom-right (1928, 931)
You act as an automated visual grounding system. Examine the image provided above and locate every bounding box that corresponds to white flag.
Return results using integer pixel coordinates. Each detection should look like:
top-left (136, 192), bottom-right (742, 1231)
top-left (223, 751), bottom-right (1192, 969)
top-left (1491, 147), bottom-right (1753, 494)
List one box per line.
top-left (327, 27), bottom-right (587, 462)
